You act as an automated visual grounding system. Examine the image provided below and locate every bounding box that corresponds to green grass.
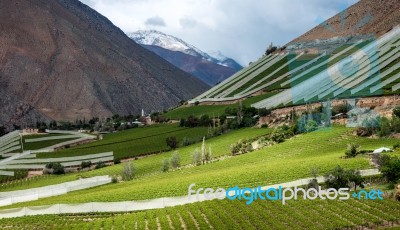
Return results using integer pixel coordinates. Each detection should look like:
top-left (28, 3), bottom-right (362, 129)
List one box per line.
top-left (0, 198), bottom-right (398, 229)
top-left (0, 127), bottom-right (271, 192)
top-left (21, 134), bottom-right (80, 150)
top-left (164, 92), bottom-right (280, 120)
top-left (36, 124), bottom-right (208, 160)
top-left (2, 127), bottom-right (398, 208)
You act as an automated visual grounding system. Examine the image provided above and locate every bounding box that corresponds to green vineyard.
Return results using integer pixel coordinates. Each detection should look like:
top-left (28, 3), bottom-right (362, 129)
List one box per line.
top-left (0, 198), bottom-right (399, 229)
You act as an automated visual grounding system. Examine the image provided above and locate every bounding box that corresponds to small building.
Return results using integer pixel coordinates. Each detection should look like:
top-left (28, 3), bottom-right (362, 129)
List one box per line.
top-left (22, 128), bottom-right (39, 134)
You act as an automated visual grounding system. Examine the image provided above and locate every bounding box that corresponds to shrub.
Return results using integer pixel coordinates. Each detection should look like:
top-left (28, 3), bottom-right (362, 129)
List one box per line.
top-left (258, 108), bottom-right (271, 117)
top-left (122, 162), bottom-right (136, 181)
top-left (111, 176), bottom-right (118, 183)
top-left (332, 104), bottom-right (348, 116)
top-left (307, 168), bottom-right (319, 190)
top-left (170, 151), bottom-right (180, 169)
top-left (230, 142), bottom-right (241, 156)
top-left (391, 116), bottom-right (400, 133)
top-left (184, 115), bottom-right (199, 127)
top-left (81, 161), bottom-right (92, 169)
top-left (396, 185), bottom-right (400, 201)
top-left (113, 158), bottom-right (121, 165)
top-left (325, 166), bottom-right (364, 190)
top-left (305, 120), bottom-right (318, 133)
top-left (199, 114), bottom-right (211, 126)
top-left (345, 143), bottom-right (361, 158)
top-left (379, 117), bottom-right (391, 137)
top-left (270, 130), bottom-right (286, 143)
top-left (380, 155), bottom-right (400, 183)
top-left (206, 146), bottom-right (213, 162)
top-left (393, 143), bottom-right (400, 150)
top-left (45, 162), bottom-right (65, 175)
top-left (393, 106), bottom-right (400, 118)
top-left (261, 124), bottom-right (268, 128)
top-left (324, 166), bottom-right (351, 189)
top-left (161, 159), bottom-right (170, 172)
top-left (166, 136), bottom-right (179, 149)
top-left (182, 137), bottom-right (194, 146)
top-left (95, 161), bottom-right (106, 169)
top-left (192, 149), bottom-right (202, 166)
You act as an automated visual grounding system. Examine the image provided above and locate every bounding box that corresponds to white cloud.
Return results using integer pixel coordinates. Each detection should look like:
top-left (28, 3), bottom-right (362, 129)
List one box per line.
top-left (145, 16), bottom-right (167, 27)
top-left (79, 0), bottom-right (358, 65)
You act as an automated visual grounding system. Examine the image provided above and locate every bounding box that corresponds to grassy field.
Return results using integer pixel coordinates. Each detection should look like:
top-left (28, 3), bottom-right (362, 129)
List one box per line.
top-left (36, 124), bottom-right (209, 160)
top-left (0, 198), bottom-right (398, 229)
top-left (1, 126), bottom-right (398, 208)
top-left (164, 92), bottom-right (280, 120)
top-left (22, 134), bottom-right (79, 151)
top-left (0, 127), bottom-right (270, 192)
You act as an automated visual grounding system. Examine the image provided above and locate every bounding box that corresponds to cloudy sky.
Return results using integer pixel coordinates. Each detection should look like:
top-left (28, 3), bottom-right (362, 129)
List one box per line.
top-left (80, 0), bottom-right (358, 66)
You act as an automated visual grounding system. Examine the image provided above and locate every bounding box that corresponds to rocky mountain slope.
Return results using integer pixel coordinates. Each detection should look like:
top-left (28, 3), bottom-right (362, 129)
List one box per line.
top-left (0, 0), bottom-right (209, 128)
top-left (129, 30), bottom-right (242, 86)
top-left (287, 0), bottom-right (400, 52)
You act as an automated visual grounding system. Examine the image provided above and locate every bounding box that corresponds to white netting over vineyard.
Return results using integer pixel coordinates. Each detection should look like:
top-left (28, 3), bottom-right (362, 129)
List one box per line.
top-left (0, 176), bottom-right (111, 207)
top-left (0, 169), bottom-right (379, 219)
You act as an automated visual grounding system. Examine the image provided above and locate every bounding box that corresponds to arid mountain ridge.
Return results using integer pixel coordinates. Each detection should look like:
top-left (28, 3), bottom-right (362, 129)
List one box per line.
top-left (287, 0), bottom-right (400, 52)
top-left (0, 0), bottom-right (209, 129)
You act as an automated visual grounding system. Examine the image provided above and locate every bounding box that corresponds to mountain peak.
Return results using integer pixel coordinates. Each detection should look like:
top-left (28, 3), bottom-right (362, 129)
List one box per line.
top-left (128, 30), bottom-right (242, 70)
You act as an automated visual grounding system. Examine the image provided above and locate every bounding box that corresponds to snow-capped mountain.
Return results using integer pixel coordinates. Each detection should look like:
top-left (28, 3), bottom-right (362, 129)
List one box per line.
top-left (128, 30), bottom-right (242, 71)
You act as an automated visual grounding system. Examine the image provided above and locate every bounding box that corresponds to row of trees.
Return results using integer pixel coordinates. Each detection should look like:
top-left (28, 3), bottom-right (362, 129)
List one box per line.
top-left (180, 104), bottom-right (268, 130)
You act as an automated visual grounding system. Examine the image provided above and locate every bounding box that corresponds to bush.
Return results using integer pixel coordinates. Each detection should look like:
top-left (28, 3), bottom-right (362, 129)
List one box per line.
top-left (396, 185), bottom-right (400, 201)
top-left (393, 143), bottom-right (400, 150)
top-left (230, 142), bottom-right (241, 156)
top-left (45, 162), bottom-right (65, 175)
top-left (345, 143), bottom-right (361, 158)
top-left (166, 136), bottom-right (179, 149)
top-left (258, 108), bottom-right (271, 117)
top-left (111, 176), bottom-right (118, 183)
top-left (170, 151), bottom-right (180, 169)
top-left (113, 158), bottom-right (121, 165)
top-left (332, 104), bottom-right (348, 116)
top-left (379, 117), bottom-right (391, 137)
top-left (182, 137), bottom-right (194, 146)
top-left (380, 155), bottom-right (400, 183)
top-left (81, 161), bottom-right (92, 169)
top-left (95, 161), bottom-right (106, 169)
top-left (305, 120), bottom-right (318, 133)
top-left (324, 166), bottom-right (364, 190)
top-left (307, 168), bottom-right (319, 189)
top-left (161, 159), bottom-right (170, 172)
top-left (206, 146), bottom-right (213, 162)
top-left (192, 149), bottom-right (202, 166)
top-left (183, 115), bottom-right (200, 127)
top-left (393, 106), bottom-right (400, 118)
top-left (270, 130), bottom-right (286, 143)
top-left (122, 162), bottom-right (136, 181)
top-left (199, 114), bottom-right (211, 127)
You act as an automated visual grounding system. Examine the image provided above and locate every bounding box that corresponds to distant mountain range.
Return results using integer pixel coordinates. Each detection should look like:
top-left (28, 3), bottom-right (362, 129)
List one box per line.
top-left (129, 30), bottom-right (242, 86)
top-left (0, 0), bottom-right (209, 128)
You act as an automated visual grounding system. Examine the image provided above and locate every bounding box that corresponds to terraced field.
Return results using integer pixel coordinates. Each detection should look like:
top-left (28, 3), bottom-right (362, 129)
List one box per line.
top-left (0, 127), bottom-right (270, 192)
top-left (190, 27), bottom-right (400, 110)
top-left (164, 92), bottom-right (279, 120)
top-left (22, 134), bottom-right (79, 151)
top-left (1, 127), bottom-right (397, 209)
top-left (36, 124), bottom-right (209, 160)
top-left (0, 198), bottom-right (399, 229)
